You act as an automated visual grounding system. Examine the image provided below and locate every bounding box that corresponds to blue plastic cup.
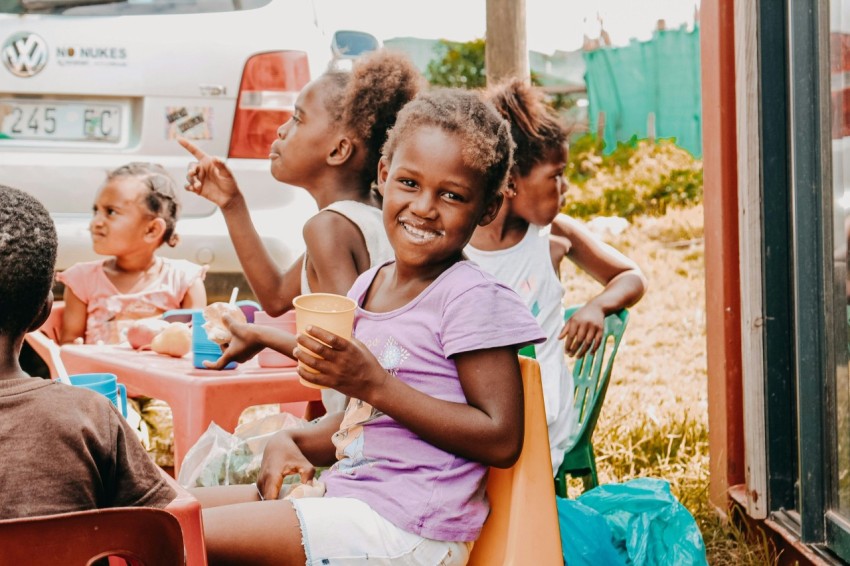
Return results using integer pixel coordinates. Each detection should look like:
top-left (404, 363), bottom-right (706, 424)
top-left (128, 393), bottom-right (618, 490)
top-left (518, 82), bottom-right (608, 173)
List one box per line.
top-left (160, 308), bottom-right (201, 324)
top-left (191, 311), bottom-right (237, 370)
top-left (67, 373), bottom-right (128, 418)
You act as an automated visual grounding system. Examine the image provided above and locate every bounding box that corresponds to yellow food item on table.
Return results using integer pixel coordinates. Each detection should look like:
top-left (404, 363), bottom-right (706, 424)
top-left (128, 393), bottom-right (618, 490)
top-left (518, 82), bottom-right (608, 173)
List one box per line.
top-left (151, 322), bottom-right (192, 357)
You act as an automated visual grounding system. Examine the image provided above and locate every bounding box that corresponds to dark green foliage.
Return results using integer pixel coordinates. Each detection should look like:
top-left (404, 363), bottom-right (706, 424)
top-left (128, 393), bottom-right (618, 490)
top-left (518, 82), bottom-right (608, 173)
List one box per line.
top-left (607, 135), bottom-right (640, 170)
top-left (426, 38), bottom-right (487, 89)
top-left (564, 133), bottom-right (703, 220)
top-left (424, 39), bottom-right (576, 113)
top-left (602, 186), bottom-right (644, 218)
top-left (564, 199), bottom-right (602, 219)
top-left (647, 168), bottom-right (704, 215)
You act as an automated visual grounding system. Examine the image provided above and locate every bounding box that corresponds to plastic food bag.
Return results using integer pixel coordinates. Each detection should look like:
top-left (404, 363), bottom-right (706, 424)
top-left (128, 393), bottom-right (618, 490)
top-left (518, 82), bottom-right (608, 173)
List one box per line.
top-left (177, 412), bottom-right (306, 488)
top-left (557, 477), bottom-right (708, 566)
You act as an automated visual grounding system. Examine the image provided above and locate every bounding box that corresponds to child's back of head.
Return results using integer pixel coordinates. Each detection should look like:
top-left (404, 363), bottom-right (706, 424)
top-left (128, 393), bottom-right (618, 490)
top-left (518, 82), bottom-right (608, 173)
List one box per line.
top-left (321, 49), bottom-right (424, 190)
top-left (0, 189), bottom-right (176, 521)
top-left (0, 185), bottom-right (57, 339)
top-left (485, 78), bottom-right (566, 177)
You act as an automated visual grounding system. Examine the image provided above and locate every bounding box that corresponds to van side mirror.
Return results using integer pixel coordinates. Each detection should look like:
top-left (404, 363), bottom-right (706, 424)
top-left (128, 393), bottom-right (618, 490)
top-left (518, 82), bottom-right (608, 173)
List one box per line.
top-left (331, 30), bottom-right (380, 59)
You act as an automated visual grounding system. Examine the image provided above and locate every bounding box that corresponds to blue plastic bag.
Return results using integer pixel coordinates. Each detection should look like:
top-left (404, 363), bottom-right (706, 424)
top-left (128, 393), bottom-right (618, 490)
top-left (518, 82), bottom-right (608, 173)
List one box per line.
top-left (558, 497), bottom-right (627, 566)
top-left (557, 477), bottom-right (707, 566)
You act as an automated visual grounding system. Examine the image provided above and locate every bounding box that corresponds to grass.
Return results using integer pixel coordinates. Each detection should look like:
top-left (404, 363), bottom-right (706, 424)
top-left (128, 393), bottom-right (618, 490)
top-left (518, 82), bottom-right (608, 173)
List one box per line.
top-left (561, 204), bottom-right (779, 564)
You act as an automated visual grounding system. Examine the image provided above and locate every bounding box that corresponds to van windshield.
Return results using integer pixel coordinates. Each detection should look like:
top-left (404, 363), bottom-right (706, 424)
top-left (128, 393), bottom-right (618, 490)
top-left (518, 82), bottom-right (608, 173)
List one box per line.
top-left (0, 0), bottom-right (271, 14)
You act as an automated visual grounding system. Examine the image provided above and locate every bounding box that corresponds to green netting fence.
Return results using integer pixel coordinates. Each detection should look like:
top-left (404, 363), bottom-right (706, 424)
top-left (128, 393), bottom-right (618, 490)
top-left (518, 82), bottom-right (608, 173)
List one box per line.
top-left (584, 27), bottom-right (702, 157)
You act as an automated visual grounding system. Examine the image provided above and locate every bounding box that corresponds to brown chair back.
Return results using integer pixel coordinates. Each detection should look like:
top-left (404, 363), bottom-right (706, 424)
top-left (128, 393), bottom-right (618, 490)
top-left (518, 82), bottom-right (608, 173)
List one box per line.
top-left (0, 507), bottom-right (184, 566)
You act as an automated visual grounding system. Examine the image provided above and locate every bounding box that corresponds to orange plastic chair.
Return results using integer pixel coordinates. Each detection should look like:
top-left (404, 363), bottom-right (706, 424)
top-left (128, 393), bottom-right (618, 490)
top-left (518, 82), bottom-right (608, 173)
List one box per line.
top-left (24, 301), bottom-right (66, 380)
top-left (0, 507), bottom-right (184, 566)
top-left (468, 356), bottom-right (563, 566)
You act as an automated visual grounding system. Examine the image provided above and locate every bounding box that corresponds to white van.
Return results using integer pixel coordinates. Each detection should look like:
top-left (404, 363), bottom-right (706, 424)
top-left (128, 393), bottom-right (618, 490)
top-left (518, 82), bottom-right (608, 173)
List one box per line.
top-left (0, 0), bottom-right (365, 297)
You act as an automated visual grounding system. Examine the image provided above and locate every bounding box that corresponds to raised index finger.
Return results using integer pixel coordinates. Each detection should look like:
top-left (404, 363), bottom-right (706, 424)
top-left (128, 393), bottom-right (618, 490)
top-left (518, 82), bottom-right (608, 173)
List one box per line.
top-left (177, 136), bottom-right (207, 160)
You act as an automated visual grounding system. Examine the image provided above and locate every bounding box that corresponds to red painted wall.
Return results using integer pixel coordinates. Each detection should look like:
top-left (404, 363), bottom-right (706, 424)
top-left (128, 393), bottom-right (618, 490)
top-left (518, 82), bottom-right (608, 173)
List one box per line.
top-left (700, 0), bottom-right (746, 512)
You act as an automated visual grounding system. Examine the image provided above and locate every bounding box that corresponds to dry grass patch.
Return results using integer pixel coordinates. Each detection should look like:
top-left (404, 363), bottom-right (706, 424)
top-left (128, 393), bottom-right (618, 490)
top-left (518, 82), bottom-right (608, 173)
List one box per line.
top-left (561, 204), bottom-right (778, 565)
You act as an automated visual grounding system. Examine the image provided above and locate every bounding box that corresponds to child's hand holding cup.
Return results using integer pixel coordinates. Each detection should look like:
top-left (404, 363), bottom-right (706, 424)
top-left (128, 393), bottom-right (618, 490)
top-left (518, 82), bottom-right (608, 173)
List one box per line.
top-left (292, 293), bottom-right (357, 389)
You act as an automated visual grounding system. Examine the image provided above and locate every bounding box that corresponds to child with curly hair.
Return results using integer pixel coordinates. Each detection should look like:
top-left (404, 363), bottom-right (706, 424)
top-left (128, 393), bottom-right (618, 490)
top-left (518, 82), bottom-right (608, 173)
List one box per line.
top-left (180, 49), bottom-right (423, 413)
top-left (0, 185), bottom-right (175, 519)
top-left (466, 79), bottom-right (647, 474)
top-left (57, 162), bottom-right (208, 467)
top-left (191, 87), bottom-right (544, 566)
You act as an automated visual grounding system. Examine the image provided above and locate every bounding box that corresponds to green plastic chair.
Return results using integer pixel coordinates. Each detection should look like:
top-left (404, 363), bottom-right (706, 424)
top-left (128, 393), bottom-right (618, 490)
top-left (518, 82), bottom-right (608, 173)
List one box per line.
top-left (553, 305), bottom-right (629, 497)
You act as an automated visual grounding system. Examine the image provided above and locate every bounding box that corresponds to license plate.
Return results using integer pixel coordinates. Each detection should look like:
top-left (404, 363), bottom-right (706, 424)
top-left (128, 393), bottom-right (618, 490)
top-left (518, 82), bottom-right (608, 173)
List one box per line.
top-left (0, 100), bottom-right (122, 142)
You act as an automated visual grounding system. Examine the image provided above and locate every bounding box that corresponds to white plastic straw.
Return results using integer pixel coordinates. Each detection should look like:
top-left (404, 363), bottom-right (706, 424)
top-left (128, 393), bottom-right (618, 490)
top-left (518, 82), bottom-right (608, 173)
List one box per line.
top-left (229, 287), bottom-right (239, 305)
top-left (50, 340), bottom-right (72, 384)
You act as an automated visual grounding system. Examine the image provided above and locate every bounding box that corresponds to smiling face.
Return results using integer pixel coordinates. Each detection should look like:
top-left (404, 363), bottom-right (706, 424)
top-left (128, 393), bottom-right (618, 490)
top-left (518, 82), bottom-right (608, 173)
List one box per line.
top-left (378, 125), bottom-right (501, 273)
top-left (89, 177), bottom-right (156, 256)
top-left (510, 145), bottom-right (568, 226)
top-left (269, 76), bottom-right (339, 187)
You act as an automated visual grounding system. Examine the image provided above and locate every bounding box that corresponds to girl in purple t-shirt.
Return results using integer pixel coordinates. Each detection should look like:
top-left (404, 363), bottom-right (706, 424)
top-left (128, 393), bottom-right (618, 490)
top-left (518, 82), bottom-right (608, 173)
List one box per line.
top-left (191, 89), bottom-right (545, 566)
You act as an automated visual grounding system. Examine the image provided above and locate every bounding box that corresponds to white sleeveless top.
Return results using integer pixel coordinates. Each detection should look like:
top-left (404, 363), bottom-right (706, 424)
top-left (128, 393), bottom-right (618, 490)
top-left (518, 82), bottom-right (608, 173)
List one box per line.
top-left (465, 224), bottom-right (575, 474)
top-left (300, 200), bottom-right (394, 413)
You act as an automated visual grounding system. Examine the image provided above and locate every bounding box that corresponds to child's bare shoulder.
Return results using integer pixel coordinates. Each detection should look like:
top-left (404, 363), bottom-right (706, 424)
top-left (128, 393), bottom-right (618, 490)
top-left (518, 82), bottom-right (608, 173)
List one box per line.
top-left (302, 208), bottom-right (367, 242)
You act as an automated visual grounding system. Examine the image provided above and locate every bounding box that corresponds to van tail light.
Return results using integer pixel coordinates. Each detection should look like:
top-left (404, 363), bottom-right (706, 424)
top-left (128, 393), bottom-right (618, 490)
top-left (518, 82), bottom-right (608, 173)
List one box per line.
top-left (228, 51), bottom-right (311, 159)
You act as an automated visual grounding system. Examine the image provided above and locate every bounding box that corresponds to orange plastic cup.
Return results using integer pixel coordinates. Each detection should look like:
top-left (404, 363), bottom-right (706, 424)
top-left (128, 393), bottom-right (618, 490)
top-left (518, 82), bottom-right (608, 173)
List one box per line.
top-left (292, 293), bottom-right (357, 389)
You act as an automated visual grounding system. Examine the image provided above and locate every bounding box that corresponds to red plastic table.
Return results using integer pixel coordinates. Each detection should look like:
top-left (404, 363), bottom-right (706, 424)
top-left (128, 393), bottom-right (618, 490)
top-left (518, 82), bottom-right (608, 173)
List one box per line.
top-left (60, 344), bottom-right (321, 475)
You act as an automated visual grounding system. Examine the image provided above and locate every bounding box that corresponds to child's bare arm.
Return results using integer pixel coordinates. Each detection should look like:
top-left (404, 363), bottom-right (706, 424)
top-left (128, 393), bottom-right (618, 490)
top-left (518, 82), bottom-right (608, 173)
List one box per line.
top-left (217, 198), bottom-right (304, 315)
top-left (552, 214), bottom-right (647, 356)
top-left (552, 214), bottom-right (645, 297)
top-left (212, 209), bottom-right (369, 317)
top-left (295, 329), bottom-right (524, 468)
top-left (59, 288), bottom-right (87, 344)
top-left (180, 278), bottom-right (207, 309)
top-left (256, 412), bottom-right (344, 500)
top-left (204, 319), bottom-right (297, 370)
top-left (302, 212), bottom-right (370, 296)
top-left (179, 138), bottom-right (302, 315)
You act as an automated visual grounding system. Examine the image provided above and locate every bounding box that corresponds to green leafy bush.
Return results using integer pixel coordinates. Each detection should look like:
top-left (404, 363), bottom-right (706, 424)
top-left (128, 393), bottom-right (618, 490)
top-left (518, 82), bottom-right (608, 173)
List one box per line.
top-left (423, 39), bottom-right (570, 111)
top-left (426, 39), bottom-right (487, 89)
top-left (565, 134), bottom-right (703, 220)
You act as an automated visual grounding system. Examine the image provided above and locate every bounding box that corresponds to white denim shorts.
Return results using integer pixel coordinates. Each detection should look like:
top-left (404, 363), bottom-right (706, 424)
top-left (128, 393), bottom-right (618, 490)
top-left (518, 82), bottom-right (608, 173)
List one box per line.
top-left (290, 497), bottom-right (472, 566)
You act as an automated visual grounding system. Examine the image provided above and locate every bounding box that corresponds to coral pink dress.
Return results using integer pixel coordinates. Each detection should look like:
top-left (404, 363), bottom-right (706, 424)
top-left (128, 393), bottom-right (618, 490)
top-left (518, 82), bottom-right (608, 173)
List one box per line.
top-left (57, 257), bottom-right (206, 345)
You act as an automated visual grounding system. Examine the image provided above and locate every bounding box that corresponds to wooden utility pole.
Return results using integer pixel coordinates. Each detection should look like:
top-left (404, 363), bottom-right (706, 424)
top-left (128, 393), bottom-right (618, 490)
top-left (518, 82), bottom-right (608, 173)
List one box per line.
top-left (485, 0), bottom-right (530, 85)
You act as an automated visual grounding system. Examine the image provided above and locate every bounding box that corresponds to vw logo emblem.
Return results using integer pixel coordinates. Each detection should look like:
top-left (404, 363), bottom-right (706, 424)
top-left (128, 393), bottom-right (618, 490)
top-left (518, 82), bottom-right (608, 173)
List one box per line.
top-left (2, 32), bottom-right (48, 77)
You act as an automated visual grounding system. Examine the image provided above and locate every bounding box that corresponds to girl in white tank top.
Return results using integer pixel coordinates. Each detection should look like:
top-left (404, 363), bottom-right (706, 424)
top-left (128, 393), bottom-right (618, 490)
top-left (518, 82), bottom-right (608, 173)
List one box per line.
top-left (467, 79), bottom-right (647, 475)
top-left (181, 51), bottom-right (423, 416)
